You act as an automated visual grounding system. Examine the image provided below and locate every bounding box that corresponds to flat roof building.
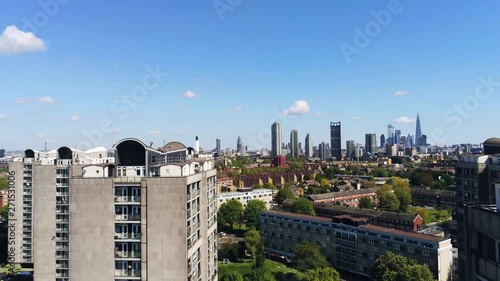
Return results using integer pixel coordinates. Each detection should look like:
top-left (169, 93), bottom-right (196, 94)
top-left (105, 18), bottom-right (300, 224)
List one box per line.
top-left (9, 138), bottom-right (217, 281)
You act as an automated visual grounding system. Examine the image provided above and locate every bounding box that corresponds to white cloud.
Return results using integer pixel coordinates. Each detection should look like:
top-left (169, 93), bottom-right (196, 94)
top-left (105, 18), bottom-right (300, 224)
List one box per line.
top-left (149, 130), bottom-right (161, 135)
top-left (394, 90), bottom-right (408, 96)
top-left (0, 114), bottom-right (11, 121)
top-left (70, 115), bottom-right (81, 121)
top-left (316, 112), bottom-right (327, 117)
top-left (15, 97), bottom-right (31, 104)
top-left (283, 100), bottom-right (310, 116)
top-left (183, 90), bottom-right (197, 99)
top-left (37, 96), bottom-right (54, 104)
top-left (395, 116), bottom-right (415, 123)
top-left (0, 25), bottom-right (46, 55)
top-left (352, 116), bottom-right (362, 120)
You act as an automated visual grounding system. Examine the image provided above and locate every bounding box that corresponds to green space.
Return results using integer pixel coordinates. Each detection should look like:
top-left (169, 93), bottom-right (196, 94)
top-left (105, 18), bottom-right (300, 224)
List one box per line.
top-left (218, 259), bottom-right (304, 281)
top-left (409, 206), bottom-right (452, 225)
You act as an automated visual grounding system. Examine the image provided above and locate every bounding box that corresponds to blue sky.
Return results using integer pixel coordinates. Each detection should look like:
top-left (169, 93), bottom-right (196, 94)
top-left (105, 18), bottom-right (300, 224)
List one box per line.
top-left (1, 0), bottom-right (500, 151)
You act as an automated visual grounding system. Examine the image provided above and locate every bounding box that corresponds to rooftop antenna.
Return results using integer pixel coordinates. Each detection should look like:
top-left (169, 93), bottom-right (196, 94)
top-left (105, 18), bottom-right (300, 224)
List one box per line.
top-left (45, 142), bottom-right (47, 152)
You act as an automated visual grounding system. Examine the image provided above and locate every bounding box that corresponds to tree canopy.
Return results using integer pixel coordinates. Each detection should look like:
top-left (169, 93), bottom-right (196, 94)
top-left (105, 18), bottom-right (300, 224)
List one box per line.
top-left (301, 267), bottom-right (340, 281)
top-left (292, 242), bottom-right (328, 272)
top-left (370, 252), bottom-right (434, 281)
top-left (0, 177), bottom-right (8, 190)
top-left (358, 197), bottom-right (373, 209)
top-left (275, 188), bottom-right (295, 205)
top-left (378, 192), bottom-right (400, 212)
top-left (291, 198), bottom-right (315, 216)
top-left (218, 200), bottom-right (244, 228)
top-left (244, 228), bottom-right (261, 261)
top-left (243, 200), bottom-right (267, 230)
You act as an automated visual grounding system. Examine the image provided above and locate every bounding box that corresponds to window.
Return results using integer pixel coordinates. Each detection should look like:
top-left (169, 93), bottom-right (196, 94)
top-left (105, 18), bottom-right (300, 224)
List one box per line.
top-left (394, 244), bottom-right (400, 250)
top-left (408, 247), bottom-right (414, 253)
top-left (423, 250), bottom-right (430, 257)
top-left (369, 239), bottom-right (375, 245)
top-left (424, 259), bottom-right (432, 265)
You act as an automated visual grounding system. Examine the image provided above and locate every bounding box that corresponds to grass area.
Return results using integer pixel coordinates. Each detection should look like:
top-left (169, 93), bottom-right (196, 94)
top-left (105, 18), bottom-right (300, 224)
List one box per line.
top-left (218, 259), bottom-right (304, 280)
top-left (409, 206), bottom-right (451, 225)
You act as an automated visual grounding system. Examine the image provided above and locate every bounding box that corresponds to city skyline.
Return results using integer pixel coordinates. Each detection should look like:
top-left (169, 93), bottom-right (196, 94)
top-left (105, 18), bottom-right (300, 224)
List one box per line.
top-left (2, 2), bottom-right (500, 150)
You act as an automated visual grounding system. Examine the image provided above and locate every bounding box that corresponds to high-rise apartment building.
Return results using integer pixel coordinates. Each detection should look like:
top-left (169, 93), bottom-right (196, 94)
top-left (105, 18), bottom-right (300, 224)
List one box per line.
top-left (290, 130), bottom-right (298, 158)
top-left (346, 140), bottom-right (355, 160)
top-left (271, 122), bottom-right (282, 157)
top-left (0, 148), bottom-right (5, 158)
top-left (305, 134), bottom-right (313, 158)
top-left (380, 134), bottom-right (386, 148)
top-left (330, 122), bottom-right (341, 161)
top-left (215, 138), bottom-right (221, 157)
top-left (9, 138), bottom-right (218, 281)
top-left (364, 134), bottom-right (377, 155)
top-left (455, 138), bottom-right (500, 281)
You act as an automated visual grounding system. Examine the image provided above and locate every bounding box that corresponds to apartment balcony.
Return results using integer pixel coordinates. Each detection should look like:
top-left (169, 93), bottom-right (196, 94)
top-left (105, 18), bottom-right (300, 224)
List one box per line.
top-left (115, 233), bottom-right (141, 241)
top-left (114, 177), bottom-right (142, 184)
top-left (114, 270), bottom-right (141, 278)
top-left (23, 234), bottom-right (32, 239)
top-left (115, 214), bottom-right (141, 222)
top-left (56, 254), bottom-right (69, 260)
top-left (114, 196), bottom-right (141, 204)
top-left (56, 262), bottom-right (69, 269)
top-left (115, 251), bottom-right (141, 259)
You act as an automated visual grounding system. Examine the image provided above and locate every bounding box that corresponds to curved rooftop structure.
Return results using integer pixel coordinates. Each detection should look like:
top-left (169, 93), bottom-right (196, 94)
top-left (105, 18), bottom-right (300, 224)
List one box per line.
top-left (484, 137), bottom-right (500, 155)
top-left (159, 141), bottom-right (186, 152)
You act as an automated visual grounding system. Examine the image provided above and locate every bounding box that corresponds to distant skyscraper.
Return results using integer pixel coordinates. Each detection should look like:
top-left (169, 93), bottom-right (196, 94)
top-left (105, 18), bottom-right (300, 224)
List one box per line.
top-left (415, 113), bottom-right (422, 142)
top-left (346, 140), bottom-right (355, 160)
top-left (216, 138), bottom-right (221, 156)
top-left (290, 130), bottom-right (298, 158)
top-left (237, 136), bottom-right (242, 152)
top-left (365, 134), bottom-right (378, 155)
top-left (319, 142), bottom-right (328, 161)
top-left (407, 134), bottom-right (414, 147)
top-left (298, 142), bottom-right (302, 153)
top-left (0, 148), bottom-right (5, 158)
top-left (239, 142), bottom-right (246, 155)
top-left (330, 122), bottom-right (342, 160)
top-left (271, 122), bottom-right (282, 157)
top-left (387, 124), bottom-right (395, 145)
top-left (395, 130), bottom-right (401, 145)
top-left (305, 134), bottom-right (313, 158)
top-left (380, 134), bottom-right (386, 148)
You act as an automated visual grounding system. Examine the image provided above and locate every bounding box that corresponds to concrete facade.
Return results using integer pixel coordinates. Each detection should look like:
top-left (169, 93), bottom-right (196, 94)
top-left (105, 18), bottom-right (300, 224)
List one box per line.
top-left (9, 138), bottom-right (217, 281)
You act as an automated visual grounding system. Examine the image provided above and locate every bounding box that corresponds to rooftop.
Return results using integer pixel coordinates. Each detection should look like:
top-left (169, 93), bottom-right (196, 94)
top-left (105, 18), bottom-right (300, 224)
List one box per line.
top-left (313, 204), bottom-right (420, 222)
top-left (263, 210), bottom-right (333, 223)
top-left (360, 224), bottom-right (447, 243)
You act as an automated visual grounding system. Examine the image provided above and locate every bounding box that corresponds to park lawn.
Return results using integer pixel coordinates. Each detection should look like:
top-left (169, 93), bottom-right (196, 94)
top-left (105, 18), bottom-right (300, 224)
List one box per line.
top-left (218, 259), bottom-right (304, 280)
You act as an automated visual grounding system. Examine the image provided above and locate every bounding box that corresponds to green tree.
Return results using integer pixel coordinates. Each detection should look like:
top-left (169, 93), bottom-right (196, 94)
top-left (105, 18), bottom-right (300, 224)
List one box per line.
top-left (244, 228), bottom-right (261, 261)
top-left (218, 200), bottom-right (244, 228)
top-left (378, 192), bottom-right (400, 212)
top-left (1, 205), bottom-right (8, 219)
top-left (254, 242), bottom-right (266, 269)
top-left (275, 188), bottom-right (295, 205)
top-left (243, 200), bottom-right (267, 230)
top-left (358, 197), bottom-right (373, 209)
top-left (393, 187), bottom-right (412, 213)
top-left (263, 182), bottom-right (276, 189)
top-left (302, 267), bottom-right (340, 281)
top-left (304, 174), bottom-right (312, 181)
top-left (244, 268), bottom-right (272, 281)
top-left (221, 271), bottom-right (244, 281)
top-left (218, 242), bottom-right (245, 262)
top-left (0, 177), bottom-right (8, 190)
top-left (363, 181), bottom-right (376, 189)
top-left (387, 177), bottom-right (410, 189)
top-left (292, 242), bottom-right (328, 271)
top-left (291, 198), bottom-right (315, 216)
top-left (416, 208), bottom-right (429, 224)
top-left (370, 252), bottom-right (434, 281)
top-left (320, 178), bottom-right (330, 188)
top-left (4, 264), bottom-right (21, 277)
